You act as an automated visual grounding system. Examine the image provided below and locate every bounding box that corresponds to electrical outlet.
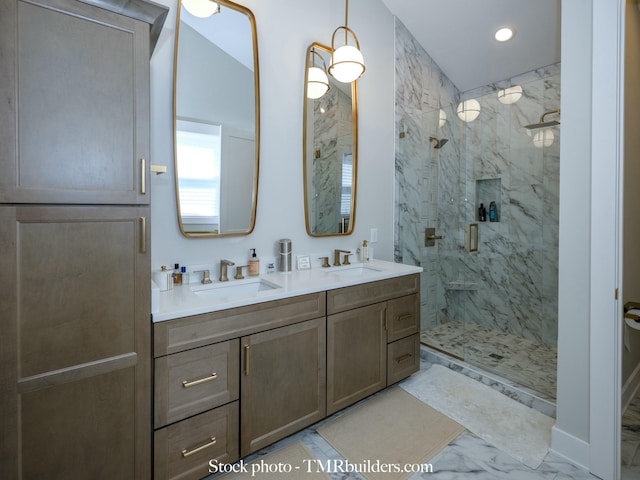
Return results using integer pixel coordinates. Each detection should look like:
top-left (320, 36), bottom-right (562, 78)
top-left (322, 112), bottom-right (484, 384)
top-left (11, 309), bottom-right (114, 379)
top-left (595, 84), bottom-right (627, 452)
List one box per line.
top-left (370, 228), bottom-right (378, 243)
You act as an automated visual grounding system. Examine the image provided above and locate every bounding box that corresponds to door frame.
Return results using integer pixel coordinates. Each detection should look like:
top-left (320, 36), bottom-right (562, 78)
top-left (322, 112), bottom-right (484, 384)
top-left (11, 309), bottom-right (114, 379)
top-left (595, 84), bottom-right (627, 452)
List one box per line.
top-left (589, 0), bottom-right (624, 478)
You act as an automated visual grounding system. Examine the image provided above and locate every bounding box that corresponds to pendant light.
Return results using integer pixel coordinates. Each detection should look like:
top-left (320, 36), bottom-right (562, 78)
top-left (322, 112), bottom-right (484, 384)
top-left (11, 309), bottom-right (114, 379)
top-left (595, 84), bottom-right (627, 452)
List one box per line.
top-left (533, 129), bottom-right (554, 148)
top-left (439, 109), bottom-right (447, 128)
top-left (328, 0), bottom-right (365, 83)
top-left (307, 48), bottom-right (330, 99)
top-left (456, 99), bottom-right (481, 122)
top-left (182, 0), bottom-right (220, 18)
top-left (497, 85), bottom-right (523, 104)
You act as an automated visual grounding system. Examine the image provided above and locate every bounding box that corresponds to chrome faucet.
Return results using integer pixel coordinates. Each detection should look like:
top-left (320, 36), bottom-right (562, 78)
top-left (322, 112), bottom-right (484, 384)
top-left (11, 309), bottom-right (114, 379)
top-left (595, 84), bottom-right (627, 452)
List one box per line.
top-left (219, 259), bottom-right (235, 282)
top-left (333, 249), bottom-right (351, 267)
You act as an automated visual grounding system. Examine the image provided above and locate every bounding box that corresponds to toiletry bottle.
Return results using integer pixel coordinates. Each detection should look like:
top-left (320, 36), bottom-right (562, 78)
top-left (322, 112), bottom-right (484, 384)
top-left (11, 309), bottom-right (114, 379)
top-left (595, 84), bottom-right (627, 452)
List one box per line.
top-left (479, 203), bottom-right (486, 222)
top-left (248, 248), bottom-right (260, 276)
top-left (181, 265), bottom-right (189, 285)
top-left (489, 201), bottom-right (498, 222)
top-left (361, 240), bottom-right (369, 262)
top-left (173, 263), bottom-right (182, 285)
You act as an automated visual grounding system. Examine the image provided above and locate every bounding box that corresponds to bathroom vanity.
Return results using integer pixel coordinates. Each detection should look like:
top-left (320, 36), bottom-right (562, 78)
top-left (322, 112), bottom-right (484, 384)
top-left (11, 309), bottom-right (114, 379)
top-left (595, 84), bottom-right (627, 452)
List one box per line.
top-left (152, 261), bottom-right (421, 480)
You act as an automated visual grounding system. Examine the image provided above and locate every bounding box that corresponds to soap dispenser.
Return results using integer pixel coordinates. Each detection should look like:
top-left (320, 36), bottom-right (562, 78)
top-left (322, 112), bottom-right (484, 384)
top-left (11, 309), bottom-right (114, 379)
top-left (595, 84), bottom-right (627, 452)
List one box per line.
top-left (361, 240), bottom-right (369, 262)
top-left (248, 248), bottom-right (260, 276)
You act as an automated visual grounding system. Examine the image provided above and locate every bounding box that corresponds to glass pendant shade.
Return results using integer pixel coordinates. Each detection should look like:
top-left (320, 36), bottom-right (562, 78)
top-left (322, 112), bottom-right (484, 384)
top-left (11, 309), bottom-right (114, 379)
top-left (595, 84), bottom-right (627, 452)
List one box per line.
top-left (457, 99), bottom-right (481, 122)
top-left (533, 129), bottom-right (554, 148)
top-left (328, 1), bottom-right (365, 84)
top-left (329, 39), bottom-right (365, 83)
top-left (307, 66), bottom-right (330, 99)
top-left (497, 85), bottom-right (523, 104)
top-left (182, 0), bottom-right (220, 18)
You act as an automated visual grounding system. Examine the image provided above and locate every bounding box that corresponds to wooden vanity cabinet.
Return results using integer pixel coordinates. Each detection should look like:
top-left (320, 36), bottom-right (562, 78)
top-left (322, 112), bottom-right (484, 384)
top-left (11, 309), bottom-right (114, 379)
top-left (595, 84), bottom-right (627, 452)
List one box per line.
top-left (153, 293), bottom-right (326, 479)
top-left (326, 274), bottom-right (420, 414)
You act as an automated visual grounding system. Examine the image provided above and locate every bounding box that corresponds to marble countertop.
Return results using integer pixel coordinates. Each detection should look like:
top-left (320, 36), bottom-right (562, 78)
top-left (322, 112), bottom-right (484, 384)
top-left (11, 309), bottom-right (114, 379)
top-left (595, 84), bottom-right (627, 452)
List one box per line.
top-left (152, 259), bottom-right (423, 323)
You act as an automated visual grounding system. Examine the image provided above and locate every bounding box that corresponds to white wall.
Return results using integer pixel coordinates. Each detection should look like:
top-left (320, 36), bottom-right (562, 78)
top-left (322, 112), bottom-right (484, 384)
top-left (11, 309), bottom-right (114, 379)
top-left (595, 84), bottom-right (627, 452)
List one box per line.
top-left (552, 0), bottom-right (593, 467)
top-left (150, 0), bottom-right (395, 274)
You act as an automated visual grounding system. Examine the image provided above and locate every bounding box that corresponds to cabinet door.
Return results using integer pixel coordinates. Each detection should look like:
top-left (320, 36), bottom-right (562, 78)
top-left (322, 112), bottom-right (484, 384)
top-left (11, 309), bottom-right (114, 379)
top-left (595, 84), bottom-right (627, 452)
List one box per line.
top-left (0, 205), bottom-right (151, 479)
top-left (240, 318), bottom-right (326, 456)
top-left (327, 302), bottom-right (387, 415)
top-left (0, 0), bottom-right (150, 204)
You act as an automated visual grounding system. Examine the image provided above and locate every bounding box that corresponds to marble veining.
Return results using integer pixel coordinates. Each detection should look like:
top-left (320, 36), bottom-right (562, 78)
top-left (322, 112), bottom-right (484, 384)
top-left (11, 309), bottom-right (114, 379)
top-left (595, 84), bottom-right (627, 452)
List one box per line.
top-left (309, 86), bottom-right (353, 233)
top-left (215, 361), bottom-right (594, 480)
top-left (393, 15), bottom-right (560, 392)
top-left (622, 390), bottom-right (640, 479)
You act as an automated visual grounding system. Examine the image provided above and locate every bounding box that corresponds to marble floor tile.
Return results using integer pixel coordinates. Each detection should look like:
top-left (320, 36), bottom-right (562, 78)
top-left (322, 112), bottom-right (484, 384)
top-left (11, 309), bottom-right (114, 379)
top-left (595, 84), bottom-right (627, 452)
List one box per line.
top-left (420, 321), bottom-right (557, 399)
top-left (622, 389), bottom-right (640, 478)
top-left (211, 364), bottom-right (598, 480)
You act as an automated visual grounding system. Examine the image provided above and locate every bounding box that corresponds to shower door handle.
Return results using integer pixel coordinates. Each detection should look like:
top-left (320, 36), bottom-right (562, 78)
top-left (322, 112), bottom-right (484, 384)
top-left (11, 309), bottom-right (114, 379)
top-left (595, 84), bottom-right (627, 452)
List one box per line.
top-left (425, 228), bottom-right (443, 247)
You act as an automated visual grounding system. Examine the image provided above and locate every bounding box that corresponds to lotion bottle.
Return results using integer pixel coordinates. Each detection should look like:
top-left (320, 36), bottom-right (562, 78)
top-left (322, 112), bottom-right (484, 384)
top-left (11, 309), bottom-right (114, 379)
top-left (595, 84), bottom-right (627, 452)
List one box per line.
top-left (361, 240), bottom-right (369, 262)
top-left (248, 248), bottom-right (260, 276)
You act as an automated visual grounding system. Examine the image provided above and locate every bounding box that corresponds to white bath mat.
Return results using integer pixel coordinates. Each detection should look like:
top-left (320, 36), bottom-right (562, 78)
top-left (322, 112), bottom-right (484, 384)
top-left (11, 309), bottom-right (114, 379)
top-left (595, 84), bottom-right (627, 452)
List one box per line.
top-left (401, 364), bottom-right (554, 469)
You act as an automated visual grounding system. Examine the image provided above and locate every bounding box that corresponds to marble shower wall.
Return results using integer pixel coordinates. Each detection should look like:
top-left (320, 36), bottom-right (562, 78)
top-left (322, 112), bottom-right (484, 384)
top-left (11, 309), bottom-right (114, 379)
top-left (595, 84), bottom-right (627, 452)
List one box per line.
top-left (394, 18), bottom-right (560, 348)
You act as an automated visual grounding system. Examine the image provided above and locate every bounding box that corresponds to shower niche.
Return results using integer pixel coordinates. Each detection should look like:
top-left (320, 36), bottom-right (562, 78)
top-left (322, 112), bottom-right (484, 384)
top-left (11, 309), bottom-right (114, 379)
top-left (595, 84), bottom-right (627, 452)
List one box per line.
top-left (475, 178), bottom-right (501, 222)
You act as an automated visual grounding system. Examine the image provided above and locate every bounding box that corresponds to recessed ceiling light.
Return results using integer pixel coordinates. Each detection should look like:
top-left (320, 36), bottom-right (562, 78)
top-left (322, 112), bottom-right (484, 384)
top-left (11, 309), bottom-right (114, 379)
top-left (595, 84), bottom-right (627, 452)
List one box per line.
top-left (494, 27), bottom-right (514, 42)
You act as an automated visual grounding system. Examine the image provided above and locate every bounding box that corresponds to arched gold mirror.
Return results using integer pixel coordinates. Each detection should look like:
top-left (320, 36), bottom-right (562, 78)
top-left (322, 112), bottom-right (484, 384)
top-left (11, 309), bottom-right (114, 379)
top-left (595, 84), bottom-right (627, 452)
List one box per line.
top-left (303, 42), bottom-right (358, 237)
top-left (174, 0), bottom-right (259, 237)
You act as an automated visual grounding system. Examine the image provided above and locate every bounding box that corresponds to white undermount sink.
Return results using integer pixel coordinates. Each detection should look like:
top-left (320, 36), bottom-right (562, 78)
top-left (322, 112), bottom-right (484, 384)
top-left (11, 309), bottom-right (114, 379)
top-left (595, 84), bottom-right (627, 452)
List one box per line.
top-left (327, 265), bottom-right (383, 277)
top-left (191, 277), bottom-right (282, 300)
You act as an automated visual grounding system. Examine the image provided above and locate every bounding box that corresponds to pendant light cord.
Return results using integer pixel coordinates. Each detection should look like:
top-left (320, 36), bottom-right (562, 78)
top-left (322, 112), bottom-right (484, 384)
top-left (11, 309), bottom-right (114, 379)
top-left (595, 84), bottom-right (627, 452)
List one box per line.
top-left (344, 0), bottom-right (349, 44)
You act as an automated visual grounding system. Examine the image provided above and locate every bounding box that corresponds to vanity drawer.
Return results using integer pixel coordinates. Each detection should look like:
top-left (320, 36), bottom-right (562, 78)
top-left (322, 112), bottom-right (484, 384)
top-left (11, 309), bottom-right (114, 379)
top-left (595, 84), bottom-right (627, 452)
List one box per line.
top-left (327, 274), bottom-right (419, 314)
top-left (387, 334), bottom-right (420, 385)
top-left (154, 402), bottom-right (239, 480)
top-left (155, 340), bottom-right (239, 428)
top-left (386, 294), bottom-right (419, 343)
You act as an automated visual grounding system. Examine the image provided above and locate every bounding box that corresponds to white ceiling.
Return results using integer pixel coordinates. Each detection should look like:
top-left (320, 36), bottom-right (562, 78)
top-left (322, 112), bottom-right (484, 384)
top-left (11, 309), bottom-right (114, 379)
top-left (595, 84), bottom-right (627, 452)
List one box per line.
top-left (380, 0), bottom-right (561, 92)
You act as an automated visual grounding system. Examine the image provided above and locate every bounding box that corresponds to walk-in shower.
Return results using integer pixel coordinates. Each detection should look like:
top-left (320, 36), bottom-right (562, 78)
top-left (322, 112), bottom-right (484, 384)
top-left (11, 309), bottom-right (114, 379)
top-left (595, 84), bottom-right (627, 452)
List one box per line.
top-left (394, 18), bottom-right (560, 400)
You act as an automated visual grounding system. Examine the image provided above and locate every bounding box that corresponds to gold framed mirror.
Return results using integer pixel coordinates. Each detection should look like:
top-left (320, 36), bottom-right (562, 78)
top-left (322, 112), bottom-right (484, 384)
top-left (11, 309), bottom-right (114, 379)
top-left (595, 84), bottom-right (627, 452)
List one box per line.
top-left (173, 0), bottom-right (259, 237)
top-left (303, 42), bottom-right (358, 237)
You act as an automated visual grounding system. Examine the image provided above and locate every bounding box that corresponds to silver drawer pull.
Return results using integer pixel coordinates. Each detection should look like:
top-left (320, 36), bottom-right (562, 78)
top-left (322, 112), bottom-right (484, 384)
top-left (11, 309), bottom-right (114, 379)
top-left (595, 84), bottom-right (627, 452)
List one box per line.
top-left (181, 437), bottom-right (217, 457)
top-left (395, 353), bottom-right (413, 364)
top-left (182, 372), bottom-right (217, 388)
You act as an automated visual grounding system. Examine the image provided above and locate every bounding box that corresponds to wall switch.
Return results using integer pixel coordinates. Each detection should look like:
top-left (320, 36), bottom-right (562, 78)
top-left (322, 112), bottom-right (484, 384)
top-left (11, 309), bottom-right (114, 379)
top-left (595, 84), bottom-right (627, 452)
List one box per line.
top-left (370, 228), bottom-right (378, 243)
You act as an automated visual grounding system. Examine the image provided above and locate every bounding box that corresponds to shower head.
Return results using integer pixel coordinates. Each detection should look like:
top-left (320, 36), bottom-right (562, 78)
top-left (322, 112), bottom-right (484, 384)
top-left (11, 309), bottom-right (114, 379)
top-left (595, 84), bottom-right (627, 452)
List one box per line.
top-left (429, 136), bottom-right (449, 149)
top-left (524, 109), bottom-right (561, 129)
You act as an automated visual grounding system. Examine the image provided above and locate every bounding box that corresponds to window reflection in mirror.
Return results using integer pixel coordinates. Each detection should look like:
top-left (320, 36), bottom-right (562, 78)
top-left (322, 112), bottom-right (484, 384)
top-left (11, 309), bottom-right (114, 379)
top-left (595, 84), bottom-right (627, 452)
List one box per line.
top-left (303, 43), bottom-right (358, 237)
top-left (174, 0), bottom-right (259, 237)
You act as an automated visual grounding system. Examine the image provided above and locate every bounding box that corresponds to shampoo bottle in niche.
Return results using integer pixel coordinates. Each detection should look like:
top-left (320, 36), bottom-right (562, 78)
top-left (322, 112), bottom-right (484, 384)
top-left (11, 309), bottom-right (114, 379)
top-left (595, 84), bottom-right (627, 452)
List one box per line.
top-left (248, 248), bottom-right (260, 276)
top-left (478, 203), bottom-right (487, 222)
top-left (489, 201), bottom-right (498, 222)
